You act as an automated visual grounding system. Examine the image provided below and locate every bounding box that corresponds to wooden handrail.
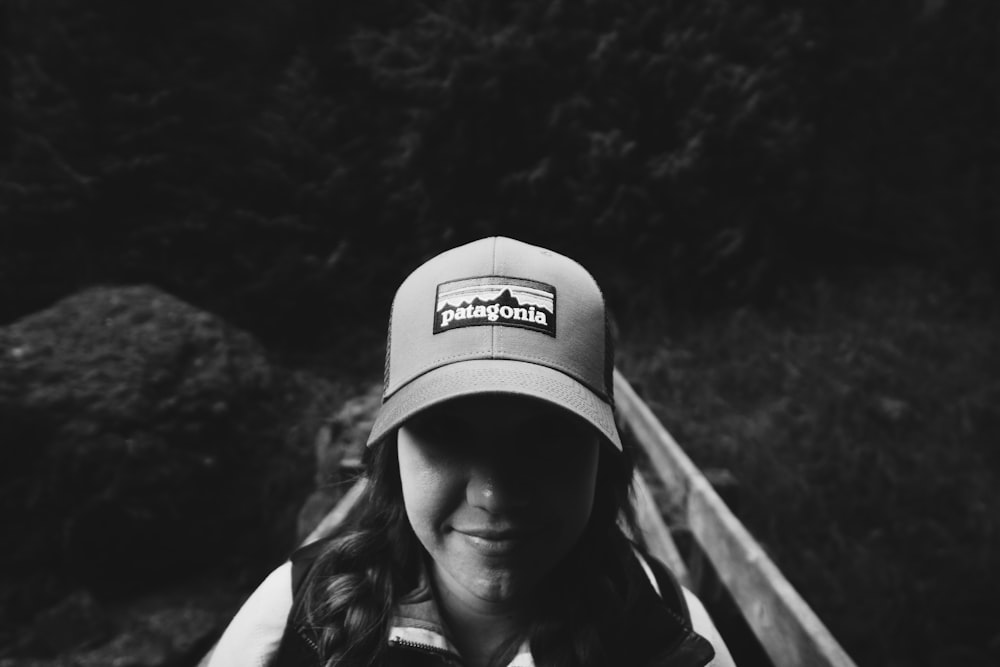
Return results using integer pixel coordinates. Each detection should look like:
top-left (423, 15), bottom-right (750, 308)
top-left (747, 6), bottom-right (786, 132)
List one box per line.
top-left (632, 472), bottom-right (691, 588)
top-left (614, 369), bottom-right (858, 667)
top-left (301, 478), bottom-right (368, 546)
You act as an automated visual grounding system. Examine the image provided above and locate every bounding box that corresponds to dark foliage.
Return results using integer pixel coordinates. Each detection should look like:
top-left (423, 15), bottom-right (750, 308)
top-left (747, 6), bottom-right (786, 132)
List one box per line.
top-left (3, 0), bottom-right (995, 340)
top-left (621, 269), bottom-right (1000, 667)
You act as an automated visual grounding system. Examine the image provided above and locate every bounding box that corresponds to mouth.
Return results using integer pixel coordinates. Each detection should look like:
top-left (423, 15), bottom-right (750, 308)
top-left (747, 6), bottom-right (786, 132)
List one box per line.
top-left (453, 527), bottom-right (539, 555)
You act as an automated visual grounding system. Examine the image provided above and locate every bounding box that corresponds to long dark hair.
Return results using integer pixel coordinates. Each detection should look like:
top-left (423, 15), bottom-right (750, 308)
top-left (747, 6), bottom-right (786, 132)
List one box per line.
top-left (297, 426), bottom-right (643, 667)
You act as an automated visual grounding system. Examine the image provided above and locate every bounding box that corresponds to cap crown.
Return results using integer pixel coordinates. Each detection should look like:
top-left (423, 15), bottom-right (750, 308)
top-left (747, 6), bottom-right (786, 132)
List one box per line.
top-left (384, 237), bottom-right (612, 404)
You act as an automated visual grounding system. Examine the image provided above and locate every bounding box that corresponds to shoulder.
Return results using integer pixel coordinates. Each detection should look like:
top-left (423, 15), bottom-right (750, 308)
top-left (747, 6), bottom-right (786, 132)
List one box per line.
top-left (632, 548), bottom-right (738, 667)
top-left (206, 562), bottom-right (294, 667)
top-left (288, 536), bottom-right (333, 594)
top-left (632, 547), bottom-right (690, 621)
top-left (681, 588), bottom-right (738, 667)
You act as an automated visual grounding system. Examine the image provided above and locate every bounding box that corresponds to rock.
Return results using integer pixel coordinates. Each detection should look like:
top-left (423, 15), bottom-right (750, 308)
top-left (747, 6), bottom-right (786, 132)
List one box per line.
top-left (296, 383), bottom-right (381, 542)
top-left (29, 591), bottom-right (111, 656)
top-left (1, 595), bottom-right (232, 667)
top-left (0, 285), bottom-right (337, 623)
top-left (73, 605), bottom-right (223, 667)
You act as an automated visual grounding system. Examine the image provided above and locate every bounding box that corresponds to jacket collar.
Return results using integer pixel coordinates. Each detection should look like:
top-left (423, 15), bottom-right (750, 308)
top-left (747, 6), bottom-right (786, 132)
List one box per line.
top-left (388, 566), bottom-right (533, 667)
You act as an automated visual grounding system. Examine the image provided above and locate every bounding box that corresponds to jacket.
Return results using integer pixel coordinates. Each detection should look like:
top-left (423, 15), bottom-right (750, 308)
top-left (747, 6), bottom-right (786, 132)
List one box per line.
top-left (268, 536), bottom-right (717, 667)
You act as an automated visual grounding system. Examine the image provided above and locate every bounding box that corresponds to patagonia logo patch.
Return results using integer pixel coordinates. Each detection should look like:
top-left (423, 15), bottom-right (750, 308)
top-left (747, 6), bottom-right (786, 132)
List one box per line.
top-left (434, 277), bottom-right (556, 336)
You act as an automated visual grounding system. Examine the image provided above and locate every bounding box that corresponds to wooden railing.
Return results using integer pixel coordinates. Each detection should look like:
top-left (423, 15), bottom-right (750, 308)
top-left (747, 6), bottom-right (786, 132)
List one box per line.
top-left (614, 370), bottom-right (858, 667)
top-left (201, 370), bottom-right (859, 667)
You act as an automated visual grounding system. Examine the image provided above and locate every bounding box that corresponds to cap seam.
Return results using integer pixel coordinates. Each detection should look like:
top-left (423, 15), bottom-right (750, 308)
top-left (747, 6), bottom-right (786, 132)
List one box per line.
top-left (497, 350), bottom-right (611, 400)
top-left (385, 352), bottom-right (611, 403)
top-left (385, 348), bottom-right (494, 398)
top-left (383, 301), bottom-right (395, 399)
top-left (491, 237), bottom-right (498, 358)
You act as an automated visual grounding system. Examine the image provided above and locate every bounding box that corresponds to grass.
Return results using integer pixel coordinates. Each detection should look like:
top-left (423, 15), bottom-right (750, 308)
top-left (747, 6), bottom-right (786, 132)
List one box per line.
top-left (617, 268), bottom-right (1000, 667)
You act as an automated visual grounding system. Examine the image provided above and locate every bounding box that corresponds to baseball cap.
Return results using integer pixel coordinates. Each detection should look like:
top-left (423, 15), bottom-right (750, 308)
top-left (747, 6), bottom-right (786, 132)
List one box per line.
top-left (367, 236), bottom-right (622, 450)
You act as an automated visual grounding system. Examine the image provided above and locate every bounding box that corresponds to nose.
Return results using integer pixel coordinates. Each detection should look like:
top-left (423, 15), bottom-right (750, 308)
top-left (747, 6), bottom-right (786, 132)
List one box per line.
top-left (466, 459), bottom-right (531, 514)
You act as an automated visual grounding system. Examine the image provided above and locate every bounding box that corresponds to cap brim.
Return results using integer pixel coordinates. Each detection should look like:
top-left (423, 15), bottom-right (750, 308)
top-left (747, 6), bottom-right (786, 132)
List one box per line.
top-left (367, 359), bottom-right (622, 451)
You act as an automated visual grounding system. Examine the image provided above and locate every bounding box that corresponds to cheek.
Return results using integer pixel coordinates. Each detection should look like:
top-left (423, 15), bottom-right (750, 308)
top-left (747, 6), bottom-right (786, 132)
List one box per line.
top-left (538, 443), bottom-right (600, 532)
top-left (397, 437), bottom-right (461, 535)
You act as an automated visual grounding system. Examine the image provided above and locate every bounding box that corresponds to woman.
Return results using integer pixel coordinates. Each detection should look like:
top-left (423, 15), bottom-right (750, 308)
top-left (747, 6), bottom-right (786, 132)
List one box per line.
top-left (208, 237), bottom-right (735, 666)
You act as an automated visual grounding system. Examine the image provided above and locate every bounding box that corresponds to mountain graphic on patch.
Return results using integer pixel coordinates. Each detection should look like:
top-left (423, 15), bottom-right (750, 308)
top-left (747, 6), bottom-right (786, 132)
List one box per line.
top-left (434, 277), bottom-right (556, 336)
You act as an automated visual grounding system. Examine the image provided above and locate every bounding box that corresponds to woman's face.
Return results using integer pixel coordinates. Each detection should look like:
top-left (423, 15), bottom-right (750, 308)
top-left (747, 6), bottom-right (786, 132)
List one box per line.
top-left (397, 395), bottom-right (600, 610)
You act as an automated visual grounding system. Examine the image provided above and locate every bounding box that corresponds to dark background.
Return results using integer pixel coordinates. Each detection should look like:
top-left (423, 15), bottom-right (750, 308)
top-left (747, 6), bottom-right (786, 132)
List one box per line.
top-left (3, 0), bottom-right (997, 336)
top-left (2, 1), bottom-right (998, 665)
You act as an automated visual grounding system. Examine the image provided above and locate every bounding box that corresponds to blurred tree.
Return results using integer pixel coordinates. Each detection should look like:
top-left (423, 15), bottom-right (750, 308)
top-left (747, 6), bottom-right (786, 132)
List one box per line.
top-left (0, 0), bottom-right (994, 332)
top-left (319, 0), bottom-right (818, 318)
top-left (798, 0), bottom-right (1000, 279)
top-left (0, 0), bottom-right (297, 321)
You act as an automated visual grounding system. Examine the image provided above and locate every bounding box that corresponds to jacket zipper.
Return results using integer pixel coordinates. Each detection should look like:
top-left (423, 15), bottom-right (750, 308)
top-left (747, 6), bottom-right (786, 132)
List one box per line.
top-left (389, 636), bottom-right (463, 665)
top-left (295, 625), bottom-right (322, 657)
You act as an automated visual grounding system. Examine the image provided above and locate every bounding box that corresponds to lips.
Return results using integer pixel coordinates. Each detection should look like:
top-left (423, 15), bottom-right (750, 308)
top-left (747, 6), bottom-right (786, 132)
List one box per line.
top-left (458, 527), bottom-right (533, 540)
top-left (452, 526), bottom-right (539, 555)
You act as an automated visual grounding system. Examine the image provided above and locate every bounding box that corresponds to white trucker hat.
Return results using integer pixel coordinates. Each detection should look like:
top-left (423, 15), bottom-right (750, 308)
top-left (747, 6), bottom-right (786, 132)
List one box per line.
top-left (367, 236), bottom-right (621, 450)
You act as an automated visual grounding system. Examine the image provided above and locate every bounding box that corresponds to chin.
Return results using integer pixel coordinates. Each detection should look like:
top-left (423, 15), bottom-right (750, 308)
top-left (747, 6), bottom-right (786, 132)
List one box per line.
top-left (467, 569), bottom-right (540, 604)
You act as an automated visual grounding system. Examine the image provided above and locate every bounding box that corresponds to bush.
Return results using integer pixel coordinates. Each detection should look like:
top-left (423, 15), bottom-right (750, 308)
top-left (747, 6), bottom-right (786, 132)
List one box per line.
top-left (2, 0), bottom-right (819, 331)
